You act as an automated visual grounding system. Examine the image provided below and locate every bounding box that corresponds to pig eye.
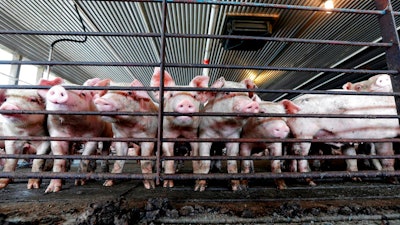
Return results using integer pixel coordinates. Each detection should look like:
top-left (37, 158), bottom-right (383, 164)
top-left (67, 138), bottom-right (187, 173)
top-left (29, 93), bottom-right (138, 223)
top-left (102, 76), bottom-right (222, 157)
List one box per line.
top-left (127, 91), bottom-right (133, 96)
top-left (30, 98), bottom-right (39, 103)
top-left (80, 92), bottom-right (86, 97)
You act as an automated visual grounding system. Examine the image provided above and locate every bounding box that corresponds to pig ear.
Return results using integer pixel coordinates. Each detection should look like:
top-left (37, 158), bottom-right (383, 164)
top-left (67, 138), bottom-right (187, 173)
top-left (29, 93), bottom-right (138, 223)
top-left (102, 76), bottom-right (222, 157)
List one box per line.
top-left (241, 79), bottom-right (257, 98)
top-left (130, 79), bottom-right (151, 100)
top-left (211, 77), bottom-right (225, 88)
top-left (38, 77), bottom-right (64, 86)
top-left (252, 94), bottom-right (263, 103)
top-left (281, 99), bottom-right (300, 114)
top-left (94, 79), bottom-right (111, 97)
top-left (190, 75), bottom-right (209, 88)
top-left (150, 67), bottom-right (175, 87)
top-left (83, 78), bottom-right (102, 86)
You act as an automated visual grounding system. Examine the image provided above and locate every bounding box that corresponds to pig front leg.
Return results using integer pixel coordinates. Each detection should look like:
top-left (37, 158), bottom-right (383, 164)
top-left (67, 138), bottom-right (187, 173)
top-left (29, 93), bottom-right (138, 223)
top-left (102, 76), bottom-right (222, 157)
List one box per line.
top-left (104, 141), bottom-right (128, 187)
top-left (292, 142), bottom-right (315, 186)
top-left (45, 141), bottom-right (69, 193)
top-left (342, 145), bottom-right (361, 182)
top-left (140, 142), bottom-right (155, 189)
top-left (0, 141), bottom-right (20, 189)
top-left (239, 142), bottom-right (252, 190)
top-left (162, 141), bottom-right (175, 188)
top-left (194, 141), bottom-right (212, 192)
top-left (268, 142), bottom-right (287, 190)
top-left (75, 141), bottom-right (98, 186)
top-left (375, 142), bottom-right (398, 184)
top-left (28, 141), bottom-right (50, 189)
top-left (226, 142), bottom-right (240, 191)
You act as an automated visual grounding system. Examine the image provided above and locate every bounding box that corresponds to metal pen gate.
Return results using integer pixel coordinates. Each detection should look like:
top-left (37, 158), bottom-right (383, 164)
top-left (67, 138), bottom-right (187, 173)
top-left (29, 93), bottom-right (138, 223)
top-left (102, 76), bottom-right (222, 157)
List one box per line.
top-left (0, 0), bottom-right (400, 192)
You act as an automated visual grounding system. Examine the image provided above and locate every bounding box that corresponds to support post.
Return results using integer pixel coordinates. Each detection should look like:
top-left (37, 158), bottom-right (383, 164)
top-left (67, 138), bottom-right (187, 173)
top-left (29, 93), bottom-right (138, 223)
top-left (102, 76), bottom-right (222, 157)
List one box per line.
top-left (375, 0), bottom-right (400, 118)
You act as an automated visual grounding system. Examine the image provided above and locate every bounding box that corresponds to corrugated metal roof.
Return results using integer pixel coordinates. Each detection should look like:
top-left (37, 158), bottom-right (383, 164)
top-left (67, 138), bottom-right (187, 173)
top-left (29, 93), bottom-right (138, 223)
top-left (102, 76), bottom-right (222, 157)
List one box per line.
top-left (0, 0), bottom-right (399, 101)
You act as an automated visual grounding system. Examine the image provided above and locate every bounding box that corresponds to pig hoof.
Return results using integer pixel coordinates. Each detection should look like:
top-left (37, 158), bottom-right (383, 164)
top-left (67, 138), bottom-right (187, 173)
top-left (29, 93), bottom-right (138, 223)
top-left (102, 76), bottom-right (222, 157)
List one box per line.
top-left (143, 180), bottom-right (155, 189)
top-left (194, 180), bottom-right (207, 192)
top-left (0, 178), bottom-right (11, 189)
top-left (306, 178), bottom-right (317, 186)
top-left (275, 179), bottom-right (287, 190)
top-left (231, 180), bottom-right (241, 192)
top-left (351, 177), bottom-right (362, 182)
top-left (388, 177), bottom-right (399, 184)
top-left (103, 180), bottom-right (114, 187)
top-left (27, 179), bottom-right (41, 189)
top-left (240, 180), bottom-right (249, 190)
top-left (75, 179), bottom-right (87, 186)
top-left (163, 180), bottom-right (174, 188)
top-left (45, 180), bottom-right (62, 193)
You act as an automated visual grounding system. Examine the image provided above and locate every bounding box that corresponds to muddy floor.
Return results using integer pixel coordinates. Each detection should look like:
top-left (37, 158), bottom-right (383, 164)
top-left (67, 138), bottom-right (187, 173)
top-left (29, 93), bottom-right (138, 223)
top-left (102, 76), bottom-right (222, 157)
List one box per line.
top-left (2, 161), bottom-right (400, 224)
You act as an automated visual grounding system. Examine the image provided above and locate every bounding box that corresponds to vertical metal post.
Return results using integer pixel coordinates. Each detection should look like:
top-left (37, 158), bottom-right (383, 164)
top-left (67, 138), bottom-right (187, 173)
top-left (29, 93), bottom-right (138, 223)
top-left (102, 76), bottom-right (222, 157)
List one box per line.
top-left (375, 0), bottom-right (400, 117)
top-left (155, 0), bottom-right (168, 186)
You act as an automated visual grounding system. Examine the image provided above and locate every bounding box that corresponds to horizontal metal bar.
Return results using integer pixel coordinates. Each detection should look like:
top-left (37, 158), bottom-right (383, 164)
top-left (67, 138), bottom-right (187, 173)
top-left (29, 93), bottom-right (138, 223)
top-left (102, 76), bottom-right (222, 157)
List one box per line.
top-left (2, 153), bottom-right (400, 161)
top-left (0, 170), bottom-right (399, 181)
top-left (0, 30), bottom-right (392, 47)
top-left (0, 60), bottom-right (397, 75)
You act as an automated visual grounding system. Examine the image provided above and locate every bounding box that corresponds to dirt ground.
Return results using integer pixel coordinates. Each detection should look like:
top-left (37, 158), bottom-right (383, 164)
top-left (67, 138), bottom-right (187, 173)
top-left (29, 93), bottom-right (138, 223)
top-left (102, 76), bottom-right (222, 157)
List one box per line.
top-left (2, 161), bottom-right (400, 224)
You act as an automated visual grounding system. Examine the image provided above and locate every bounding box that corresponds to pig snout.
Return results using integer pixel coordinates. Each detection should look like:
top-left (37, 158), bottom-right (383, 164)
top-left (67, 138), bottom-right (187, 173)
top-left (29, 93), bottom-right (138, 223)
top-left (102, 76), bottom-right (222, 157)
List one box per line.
top-left (0, 102), bottom-right (19, 111)
top-left (272, 123), bottom-right (290, 139)
top-left (94, 98), bottom-right (116, 111)
top-left (47, 86), bottom-right (68, 104)
top-left (242, 101), bottom-right (259, 113)
top-left (175, 99), bottom-right (196, 113)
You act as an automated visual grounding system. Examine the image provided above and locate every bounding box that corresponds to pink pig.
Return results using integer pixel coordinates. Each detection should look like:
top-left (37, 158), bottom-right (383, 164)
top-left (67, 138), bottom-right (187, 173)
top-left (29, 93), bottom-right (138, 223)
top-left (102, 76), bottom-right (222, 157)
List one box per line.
top-left (282, 92), bottom-right (399, 186)
top-left (240, 95), bottom-right (290, 190)
top-left (193, 77), bottom-right (259, 192)
top-left (151, 67), bottom-right (209, 188)
top-left (38, 78), bottom-right (113, 193)
top-left (0, 78), bottom-right (62, 189)
top-left (94, 78), bottom-right (159, 189)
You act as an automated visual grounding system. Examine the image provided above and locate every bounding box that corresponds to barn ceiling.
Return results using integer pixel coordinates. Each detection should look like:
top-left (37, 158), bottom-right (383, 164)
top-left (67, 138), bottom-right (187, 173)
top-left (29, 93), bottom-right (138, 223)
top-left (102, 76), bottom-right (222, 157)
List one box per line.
top-left (0, 0), bottom-right (399, 101)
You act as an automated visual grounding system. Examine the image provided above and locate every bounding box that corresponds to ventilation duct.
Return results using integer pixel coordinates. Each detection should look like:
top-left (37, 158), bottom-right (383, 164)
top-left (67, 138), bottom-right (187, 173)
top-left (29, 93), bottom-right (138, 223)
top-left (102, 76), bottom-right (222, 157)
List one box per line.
top-left (221, 14), bottom-right (278, 51)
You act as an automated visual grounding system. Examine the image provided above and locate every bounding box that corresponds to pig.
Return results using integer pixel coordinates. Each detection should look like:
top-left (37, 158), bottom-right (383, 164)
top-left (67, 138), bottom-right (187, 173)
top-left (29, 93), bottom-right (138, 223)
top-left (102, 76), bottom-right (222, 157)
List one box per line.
top-left (150, 67), bottom-right (209, 188)
top-left (94, 78), bottom-right (159, 189)
top-left (193, 77), bottom-right (259, 192)
top-left (240, 95), bottom-right (290, 190)
top-left (282, 92), bottom-right (399, 186)
top-left (38, 78), bottom-right (113, 193)
top-left (0, 78), bottom-right (63, 189)
top-left (342, 74), bottom-right (392, 92)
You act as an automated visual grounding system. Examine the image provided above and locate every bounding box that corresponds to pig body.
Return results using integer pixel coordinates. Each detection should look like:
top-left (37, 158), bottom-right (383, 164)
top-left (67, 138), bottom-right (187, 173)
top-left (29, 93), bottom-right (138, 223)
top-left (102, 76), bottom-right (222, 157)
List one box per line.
top-left (194, 77), bottom-right (259, 192)
top-left (240, 97), bottom-right (290, 190)
top-left (38, 78), bottom-right (113, 193)
top-left (0, 80), bottom-right (61, 189)
top-left (282, 92), bottom-right (398, 185)
top-left (151, 67), bottom-right (209, 188)
top-left (94, 79), bottom-right (158, 189)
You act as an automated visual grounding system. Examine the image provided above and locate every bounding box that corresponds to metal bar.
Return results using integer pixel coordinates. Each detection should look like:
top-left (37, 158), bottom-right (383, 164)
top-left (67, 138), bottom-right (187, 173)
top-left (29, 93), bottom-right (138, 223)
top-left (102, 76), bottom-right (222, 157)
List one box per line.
top-left (0, 60), bottom-right (397, 75)
top-left (0, 30), bottom-right (394, 47)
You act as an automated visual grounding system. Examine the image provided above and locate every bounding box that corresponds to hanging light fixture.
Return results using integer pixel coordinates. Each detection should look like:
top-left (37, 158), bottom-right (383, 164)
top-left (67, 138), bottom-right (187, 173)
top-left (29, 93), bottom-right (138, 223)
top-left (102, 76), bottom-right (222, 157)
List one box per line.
top-left (323, 0), bottom-right (334, 13)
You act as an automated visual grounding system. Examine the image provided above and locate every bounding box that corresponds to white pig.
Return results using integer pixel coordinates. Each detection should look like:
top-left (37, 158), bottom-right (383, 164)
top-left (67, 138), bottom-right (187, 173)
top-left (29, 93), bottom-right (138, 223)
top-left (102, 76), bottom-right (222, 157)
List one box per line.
top-left (94, 78), bottom-right (159, 189)
top-left (151, 67), bottom-right (209, 188)
top-left (240, 95), bottom-right (290, 190)
top-left (193, 77), bottom-right (259, 192)
top-left (342, 74), bottom-right (392, 92)
top-left (38, 78), bottom-right (113, 193)
top-left (282, 92), bottom-right (399, 186)
top-left (0, 78), bottom-right (63, 189)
